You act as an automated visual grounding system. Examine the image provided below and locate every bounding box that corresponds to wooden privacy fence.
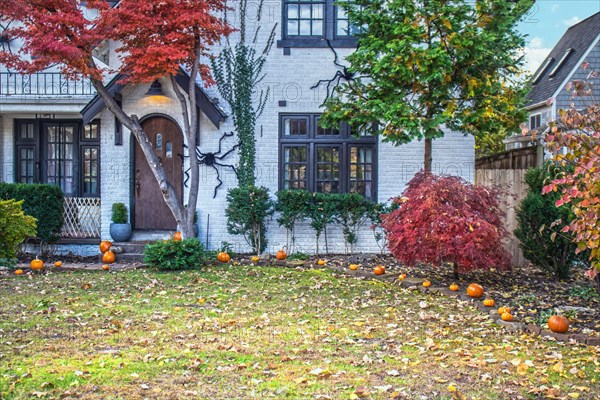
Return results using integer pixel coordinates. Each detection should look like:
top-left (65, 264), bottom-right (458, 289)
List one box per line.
top-left (475, 169), bottom-right (529, 266)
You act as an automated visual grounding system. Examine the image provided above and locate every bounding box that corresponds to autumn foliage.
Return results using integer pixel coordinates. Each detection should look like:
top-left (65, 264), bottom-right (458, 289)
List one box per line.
top-left (381, 171), bottom-right (510, 275)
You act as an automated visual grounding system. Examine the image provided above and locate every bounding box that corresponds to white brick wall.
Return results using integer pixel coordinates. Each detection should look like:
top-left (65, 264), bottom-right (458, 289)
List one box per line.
top-left (94, 1), bottom-right (475, 253)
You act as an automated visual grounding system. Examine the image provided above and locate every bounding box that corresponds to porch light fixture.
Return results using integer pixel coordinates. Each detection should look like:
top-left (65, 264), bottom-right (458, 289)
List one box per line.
top-left (145, 80), bottom-right (165, 97)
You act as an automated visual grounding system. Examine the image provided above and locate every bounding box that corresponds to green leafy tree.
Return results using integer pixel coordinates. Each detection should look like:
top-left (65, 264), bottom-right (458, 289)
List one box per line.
top-left (320, 0), bottom-right (532, 171)
top-left (308, 193), bottom-right (338, 256)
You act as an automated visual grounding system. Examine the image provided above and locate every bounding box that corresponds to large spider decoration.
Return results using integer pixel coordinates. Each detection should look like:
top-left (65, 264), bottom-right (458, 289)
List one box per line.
top-left (310, 39), bottom-right (358, 105)
top-left (181, 132), bottom-right (239, 198)
top-left (0, 18), bottom-right (15, 56)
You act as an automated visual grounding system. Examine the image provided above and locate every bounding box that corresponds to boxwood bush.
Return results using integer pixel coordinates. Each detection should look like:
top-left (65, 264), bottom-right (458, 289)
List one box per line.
top-left (0, 183), bottom-right (64, 242)
top-left (144, 238), bottom-right (208, 270)
top-left (0, 199), bottom-right (37, 265)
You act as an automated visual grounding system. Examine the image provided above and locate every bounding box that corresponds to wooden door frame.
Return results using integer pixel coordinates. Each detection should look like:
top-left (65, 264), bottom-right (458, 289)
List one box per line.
top-left (130, 113), bottom-right (184, 230)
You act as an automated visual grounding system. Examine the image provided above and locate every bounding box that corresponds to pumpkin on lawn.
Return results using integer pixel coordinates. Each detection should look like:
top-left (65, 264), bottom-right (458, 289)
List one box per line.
top-left (548, 315), bottom-right (569, 333)
top-left (102, 264), bottom-right (110, 271)
top-left (217, 252), bottom-right (230, 263)
top-left (317, 259), bottom-right (326, 265)
top-left (498, 306), bottom-right (511, 315)
top-left (100, 240), bottom-right (112, 253)
top-left (30, 258), bottom-right (44, 271)
top-left (483, 298), bottom-right (496, 307)
top-left (449, 283), bottom-right (459, 291)
top-left (349, 264), bottom-right (359, 271)
top-left (173, 231), bottom-right (183, 241)
top-left (276, 249), bottom-right (287, 260)
top-left (501, 312), bottom-right (513, 321)
top-left (15, 269), bottom-right (24, 275)
top-left (398, 273), bottom-right (406, 280)
top-left (466, 283), bottom-right (484, 298)
top-left (102, 251), bottom-right (116, 264)
top-left (54, 261), bottom-right (63, 267)
top-left (422, 280), bottom-right (432, 288)
top-left (251, 256), bottom-right (260, 263)
top-left (373, 265), bottom-right (385, 275)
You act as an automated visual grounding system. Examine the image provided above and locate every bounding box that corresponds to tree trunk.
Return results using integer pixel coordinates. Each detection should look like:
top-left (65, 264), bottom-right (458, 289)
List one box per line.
top-left (453, 263), bottom-right (459, 281)
top-left (424, 138), bottom-right (433, 172)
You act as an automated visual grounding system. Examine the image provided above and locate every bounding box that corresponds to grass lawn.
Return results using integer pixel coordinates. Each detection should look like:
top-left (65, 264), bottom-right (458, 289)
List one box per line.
top-left (1, 265), bottom-right (599, 399)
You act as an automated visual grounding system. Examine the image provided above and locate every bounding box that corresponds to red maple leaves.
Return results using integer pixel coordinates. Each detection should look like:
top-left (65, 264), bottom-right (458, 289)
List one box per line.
top-left (381, 171), bottom-right (511, 274)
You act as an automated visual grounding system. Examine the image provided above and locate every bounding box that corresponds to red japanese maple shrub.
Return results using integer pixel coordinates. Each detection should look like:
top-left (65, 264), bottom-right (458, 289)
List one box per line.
top-left (381, 171), bottom-right (510, 278)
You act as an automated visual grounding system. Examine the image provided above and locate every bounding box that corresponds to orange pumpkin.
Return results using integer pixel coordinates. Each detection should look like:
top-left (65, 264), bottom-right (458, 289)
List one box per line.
top-left (422, 280), bottom-right (432, 288)
top-left (466, 283), bottom-right (484, 298)
top-left (173, 231), bottom-right (183, 241)
top-left (102, 264), bottom-right (110, 271)
top-left (373, 265), bottom-right (385, 275)
top-left (398, 273), bottom-right (406, 280)
top-left (547, 315), bottom-right (569, 333)
top-left (498, 306), bottom-right (511, 315)
top-left (54, 261), bottom-right (63, 267)
top-left (501, 312), bottom-right (513, 321)
top-left (15, 269), bottom-right (24, 275)
top-left (102, 251), bottom-right (116, 264)
top-left (349, 264), bottom-right (359, 271)
top-left (217, 252), bottom-right (230, 263)
top-left (483, 298), bottom-right (496, 307)
top-left (30, 258), bottom-right (44, 270)
top-left (449, 283), bottom-right (459, 291)
top-left (99, 240), bottom-right (112, 253)
top-left (317, 259), bottom-right (326, 265)
top-left (276, 249), bottom-right (287, 260)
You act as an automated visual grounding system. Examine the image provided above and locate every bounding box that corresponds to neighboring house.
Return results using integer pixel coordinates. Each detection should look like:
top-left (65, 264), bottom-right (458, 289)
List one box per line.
top-left (0, 2), bottom-right (474, 255)
top-left (504, 11), bottom-right (600, 150)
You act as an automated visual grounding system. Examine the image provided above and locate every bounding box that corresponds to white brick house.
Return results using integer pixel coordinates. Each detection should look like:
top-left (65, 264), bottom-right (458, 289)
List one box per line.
top-left (0, 1), bottom-right (474, 255)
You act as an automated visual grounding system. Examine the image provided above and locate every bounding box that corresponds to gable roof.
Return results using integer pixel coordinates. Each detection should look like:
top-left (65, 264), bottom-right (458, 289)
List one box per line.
top-left (526, 12), bottom-right (600, 107)
top-left (81, 69), bottom-right (227, 128)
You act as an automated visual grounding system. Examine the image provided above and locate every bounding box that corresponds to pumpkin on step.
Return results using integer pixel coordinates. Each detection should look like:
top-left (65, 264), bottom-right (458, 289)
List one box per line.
top-left (173, 231), bottom-right (183, 241)
top-left (102, 251), bottom-right (116, 264)
top-left (100, 240), bottom-right (112, 253)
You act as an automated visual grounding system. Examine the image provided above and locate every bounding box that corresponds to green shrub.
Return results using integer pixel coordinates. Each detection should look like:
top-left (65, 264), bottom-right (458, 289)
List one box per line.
top-left (515, 164), bottom-right (583, 279)
top-left (368, 202), bottom-right (399, 254)
top-left (308, 192), bottom-right (338, 256)
top-left (111, 203), bottom-right (128, 223)
top-left (0, 183), bottom-right (63, 242)
top-left (276, 190), bottom-right (312, 254)
top-left (144, 238), bottom-right (207, 270)
top-left (0, 199), bottom-right (37, 263)
top-left (225, 186), bottom-right (274, 255)
top-left (331, 193), bottom-right (374, 254)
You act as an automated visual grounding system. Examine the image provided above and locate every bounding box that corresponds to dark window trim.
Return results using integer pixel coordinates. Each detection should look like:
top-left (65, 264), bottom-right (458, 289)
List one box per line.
top-left (14, 118), bottom-right (101, 198)
top-left (278, 113), bottom-right (377, 200)
top-left (278, 0), bottom-right (359, 48)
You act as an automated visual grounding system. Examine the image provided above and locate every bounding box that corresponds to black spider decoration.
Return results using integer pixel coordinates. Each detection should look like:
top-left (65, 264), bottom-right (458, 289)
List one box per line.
top-left (181, 132), bottom-right (239, 198)
top-left (0, 18), bottom-right (15, 55)
top-left (310, 39), bottom-right (357, 105)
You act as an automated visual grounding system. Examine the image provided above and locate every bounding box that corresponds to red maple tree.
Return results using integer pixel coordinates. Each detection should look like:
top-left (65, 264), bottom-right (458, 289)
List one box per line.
top-left (381, 171), bottom-right (511, 278)
top-left (0, 0), bottom-right (233, 237)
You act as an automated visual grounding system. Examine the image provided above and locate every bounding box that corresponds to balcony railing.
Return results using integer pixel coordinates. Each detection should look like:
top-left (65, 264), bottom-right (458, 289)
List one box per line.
top-left (0, 72), bottom-right (96, 98)
top-left (62, 197), bottom-right (101, 238)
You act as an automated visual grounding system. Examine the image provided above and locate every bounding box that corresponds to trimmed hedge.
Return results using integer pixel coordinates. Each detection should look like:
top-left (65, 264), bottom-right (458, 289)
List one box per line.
top-left (0, 183), bottom-right (64, 242)
top-left (144, 238), bottom-right (208, 270)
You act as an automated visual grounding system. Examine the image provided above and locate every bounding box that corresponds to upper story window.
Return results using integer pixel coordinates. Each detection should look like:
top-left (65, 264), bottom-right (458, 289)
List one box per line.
top-left (279, 0), bottom-right (361, 48)
top-left (529, 114), bottom-right (541, 130)
top-left (279, 114), bottom-right (377, 200)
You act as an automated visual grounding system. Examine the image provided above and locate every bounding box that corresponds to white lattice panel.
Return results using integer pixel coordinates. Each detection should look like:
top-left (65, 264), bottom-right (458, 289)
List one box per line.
top-left (61, 197), bottom-right (101, 238)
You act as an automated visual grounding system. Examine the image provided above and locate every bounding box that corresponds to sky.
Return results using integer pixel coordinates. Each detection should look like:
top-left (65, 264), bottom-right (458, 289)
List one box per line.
top-left (518, 0), bottom-right (599, 74)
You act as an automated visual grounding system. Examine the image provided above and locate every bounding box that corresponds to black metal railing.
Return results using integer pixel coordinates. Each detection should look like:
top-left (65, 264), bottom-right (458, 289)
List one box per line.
top-left (0, 72), bottom-right (96, 97)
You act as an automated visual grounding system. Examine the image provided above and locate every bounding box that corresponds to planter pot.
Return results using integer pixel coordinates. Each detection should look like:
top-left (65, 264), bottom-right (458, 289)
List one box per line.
top-left (110, 223), bottom-right (132, 242)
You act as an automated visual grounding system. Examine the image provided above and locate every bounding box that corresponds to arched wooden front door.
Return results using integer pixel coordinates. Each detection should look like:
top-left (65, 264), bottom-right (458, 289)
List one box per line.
top-left (134, 116), bottom-right (183, 230)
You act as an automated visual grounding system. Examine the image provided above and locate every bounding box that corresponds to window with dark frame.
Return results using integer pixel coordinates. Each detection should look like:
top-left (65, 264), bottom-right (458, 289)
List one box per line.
top-left (529, 114), bottom-right (541, 130)
top-left (279, 114), bottom-right (377, 200)
top-left (280, 0), bottom-right (361, 47)
top-left (14, 119), bottom-right (101, 197)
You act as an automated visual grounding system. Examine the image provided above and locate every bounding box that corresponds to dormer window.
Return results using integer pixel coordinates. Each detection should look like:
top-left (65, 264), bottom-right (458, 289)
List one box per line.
top-left (531, 57), bottom-right (554, 85)
top-left (548, 48), bottom-right (574, 78)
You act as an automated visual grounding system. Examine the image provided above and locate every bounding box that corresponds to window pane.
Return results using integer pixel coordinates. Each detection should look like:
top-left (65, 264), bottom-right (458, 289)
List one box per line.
top-left (156, 133), bottom-right (163, 150)
top-left (83, 122), bottom-right (99, 140)
top-left (283, 146), bottom-right (308, 190)
top-left (349, 146), bottom-right (374, 199)
top-left (288, 4), bottom-right (299, 18)
top-left (316, 146), bottom-right (340, 193)
top-left (285, 1), bottom-right (323, 37)
top-left (284, 118), bottom-right (308, 136)
top-left (299, 20), bottom-right (312, 35)
top-left (287, 20), bottom-right (299, 36)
